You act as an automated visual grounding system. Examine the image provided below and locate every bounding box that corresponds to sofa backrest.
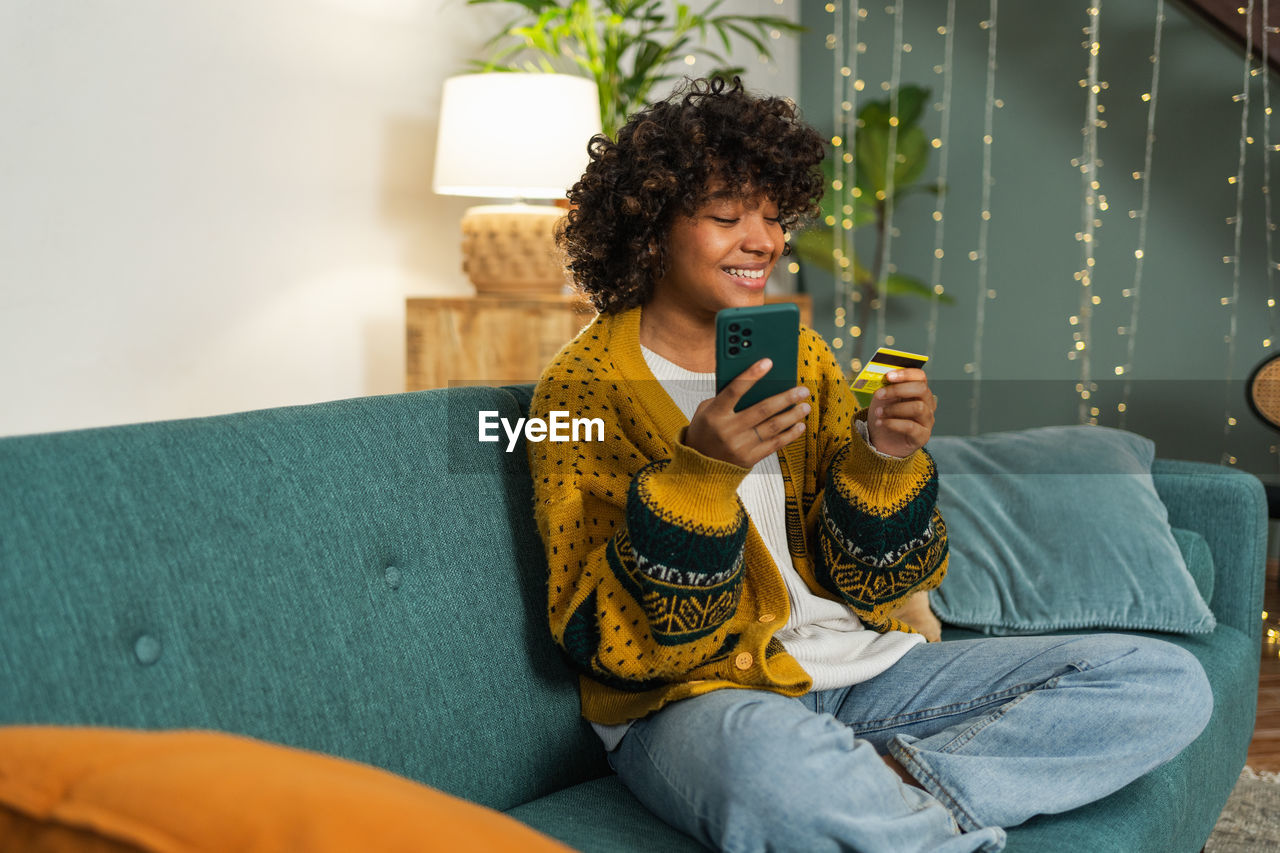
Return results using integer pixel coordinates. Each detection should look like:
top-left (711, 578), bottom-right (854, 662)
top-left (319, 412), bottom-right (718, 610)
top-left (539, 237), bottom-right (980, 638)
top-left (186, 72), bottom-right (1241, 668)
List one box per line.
top-left (0, 386), bottom-right (608, 811)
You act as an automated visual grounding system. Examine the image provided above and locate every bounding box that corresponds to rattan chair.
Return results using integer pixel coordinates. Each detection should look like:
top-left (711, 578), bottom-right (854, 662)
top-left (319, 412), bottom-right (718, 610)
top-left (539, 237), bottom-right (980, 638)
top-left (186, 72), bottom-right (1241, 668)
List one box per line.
top-left (1247, 354), bottom-right (1280, 522)
top-left (1248, 353), bottom-right (1280, 431)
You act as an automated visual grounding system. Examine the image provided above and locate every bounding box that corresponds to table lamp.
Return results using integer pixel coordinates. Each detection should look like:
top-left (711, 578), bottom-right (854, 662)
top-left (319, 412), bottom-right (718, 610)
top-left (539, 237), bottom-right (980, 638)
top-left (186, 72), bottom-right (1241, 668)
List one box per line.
top-left (433, 73), bottom-right (602, 294)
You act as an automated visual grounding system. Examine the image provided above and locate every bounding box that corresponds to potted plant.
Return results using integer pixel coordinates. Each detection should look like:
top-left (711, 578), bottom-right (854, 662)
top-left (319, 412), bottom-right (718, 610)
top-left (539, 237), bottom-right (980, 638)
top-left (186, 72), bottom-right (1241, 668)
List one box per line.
top-left (791, 84), bottom-right (952, 364)
top-left (468, 0), bottom-right (802, 137)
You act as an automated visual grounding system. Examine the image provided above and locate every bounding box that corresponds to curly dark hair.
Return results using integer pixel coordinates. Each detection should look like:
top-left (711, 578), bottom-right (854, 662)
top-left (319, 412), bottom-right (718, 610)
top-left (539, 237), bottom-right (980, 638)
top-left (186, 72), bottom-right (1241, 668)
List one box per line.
top-left (558, 77), bottom-right (826, 314)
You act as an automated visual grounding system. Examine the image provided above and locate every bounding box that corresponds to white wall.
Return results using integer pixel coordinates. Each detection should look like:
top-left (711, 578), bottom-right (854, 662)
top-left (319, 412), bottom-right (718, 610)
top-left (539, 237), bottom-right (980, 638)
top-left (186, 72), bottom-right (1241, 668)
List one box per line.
top-left (0, 0), bottom-right (798, 437)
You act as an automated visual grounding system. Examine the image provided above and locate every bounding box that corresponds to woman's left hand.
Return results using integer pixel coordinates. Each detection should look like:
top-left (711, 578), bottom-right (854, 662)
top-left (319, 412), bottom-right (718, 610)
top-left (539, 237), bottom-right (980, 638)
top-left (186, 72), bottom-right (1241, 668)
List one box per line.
top-left (890, 591), bottom-right (942, 642)
top-left (865, 369), bottom-right (937, 458)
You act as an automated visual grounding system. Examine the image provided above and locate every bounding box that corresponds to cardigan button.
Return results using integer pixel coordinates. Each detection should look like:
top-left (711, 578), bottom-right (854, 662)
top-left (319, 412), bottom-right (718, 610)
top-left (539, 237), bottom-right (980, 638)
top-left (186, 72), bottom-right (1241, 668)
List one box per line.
top-left (734, 652), bottom-right (753, 670)
top-left (757, 614), bottom-right (776, 623)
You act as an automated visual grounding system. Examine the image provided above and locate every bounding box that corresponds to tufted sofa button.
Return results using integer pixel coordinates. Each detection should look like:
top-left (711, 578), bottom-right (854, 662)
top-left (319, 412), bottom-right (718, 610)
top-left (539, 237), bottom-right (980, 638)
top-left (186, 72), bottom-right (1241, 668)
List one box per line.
top-left (384, 566), bottom-right (402, 590)
top-left (134, 634), bottom-right (162, 666)
top-left (734, 652), bottom-right (753, 670)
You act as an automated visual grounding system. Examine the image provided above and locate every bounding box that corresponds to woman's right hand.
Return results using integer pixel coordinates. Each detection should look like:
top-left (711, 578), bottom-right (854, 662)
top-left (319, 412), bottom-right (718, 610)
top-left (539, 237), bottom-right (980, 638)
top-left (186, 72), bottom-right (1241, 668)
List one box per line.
top-left (683, 358), bottom-right (811, 469)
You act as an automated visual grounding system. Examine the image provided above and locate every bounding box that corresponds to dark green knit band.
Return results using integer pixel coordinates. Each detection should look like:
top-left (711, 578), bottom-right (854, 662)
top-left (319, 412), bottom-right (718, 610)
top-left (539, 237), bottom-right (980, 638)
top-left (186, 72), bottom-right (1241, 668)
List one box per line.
top-left (608, 531), bottom-right (742, 646)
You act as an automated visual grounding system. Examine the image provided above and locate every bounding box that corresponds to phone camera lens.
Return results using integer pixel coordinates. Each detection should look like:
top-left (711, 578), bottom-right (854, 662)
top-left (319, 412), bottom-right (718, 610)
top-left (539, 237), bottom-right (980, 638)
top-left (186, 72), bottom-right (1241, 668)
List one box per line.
top-left (728, 323), bottom-right (740, 332)
top-left (728, 335), bottom-right (739, 344)
top-left (728, 346), bottom-right (740, 356)
top-left (741, 339), bottom-right (752, 348)
top-left (742, 328), bottom-right (753, 336)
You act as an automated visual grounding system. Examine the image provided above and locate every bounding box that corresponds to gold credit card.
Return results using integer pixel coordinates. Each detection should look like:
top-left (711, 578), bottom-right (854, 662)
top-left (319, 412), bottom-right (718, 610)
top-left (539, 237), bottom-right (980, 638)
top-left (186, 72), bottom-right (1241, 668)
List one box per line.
top-left (850, 347), bottom-right (930, 394)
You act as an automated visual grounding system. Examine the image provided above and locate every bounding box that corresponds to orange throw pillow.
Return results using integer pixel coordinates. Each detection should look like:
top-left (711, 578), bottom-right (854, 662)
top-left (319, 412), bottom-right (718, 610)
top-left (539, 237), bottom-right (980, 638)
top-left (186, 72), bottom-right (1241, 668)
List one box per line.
top-left (0, 726), bottom-right (575, 852)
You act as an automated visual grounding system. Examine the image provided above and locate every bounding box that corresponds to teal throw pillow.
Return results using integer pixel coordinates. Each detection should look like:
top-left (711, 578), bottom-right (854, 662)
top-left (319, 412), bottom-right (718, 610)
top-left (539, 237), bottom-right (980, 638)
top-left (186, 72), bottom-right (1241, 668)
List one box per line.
top-left (926, 425), bottom-right (1217, 635)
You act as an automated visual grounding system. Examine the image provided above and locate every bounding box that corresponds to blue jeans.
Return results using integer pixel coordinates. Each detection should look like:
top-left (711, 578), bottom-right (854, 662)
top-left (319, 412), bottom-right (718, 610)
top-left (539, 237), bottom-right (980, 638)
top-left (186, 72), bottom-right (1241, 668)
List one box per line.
top-left (606, 634), bottom-right (1212, 853)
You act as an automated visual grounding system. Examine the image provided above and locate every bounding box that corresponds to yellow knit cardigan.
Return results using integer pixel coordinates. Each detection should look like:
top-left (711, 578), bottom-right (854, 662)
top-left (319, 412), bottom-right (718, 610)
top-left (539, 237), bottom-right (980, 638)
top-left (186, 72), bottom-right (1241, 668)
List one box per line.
top-left (527, 306), bottom-right (948, 725)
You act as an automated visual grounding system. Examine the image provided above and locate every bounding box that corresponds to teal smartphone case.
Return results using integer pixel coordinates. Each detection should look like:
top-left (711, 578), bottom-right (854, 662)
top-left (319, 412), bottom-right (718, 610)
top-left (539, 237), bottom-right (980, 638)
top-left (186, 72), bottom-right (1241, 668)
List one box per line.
top-left (715, 303), bottom-right (800, 413)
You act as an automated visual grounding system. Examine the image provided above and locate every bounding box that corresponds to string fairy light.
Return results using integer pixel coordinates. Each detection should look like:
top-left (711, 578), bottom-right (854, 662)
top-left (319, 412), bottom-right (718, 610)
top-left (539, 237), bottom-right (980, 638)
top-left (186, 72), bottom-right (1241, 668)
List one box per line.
top-left (968, 0), bottom-right (998, 435)
top-left (1071, 3), bottom-right (1103, 425)
top-left (1223, 0), bottom-right (1255, 465)
top-left (873, 1), bottom-right (906, 350)
top-left (1264, 0), bottom-right (1279, 362)
top-left (843, 3), bottom-right (862, 367)
top-left (829, 0), bottom-right (849, 358)
top-left (1118, 0), bottom-right (1165, 429)
top-left (830, 0), bottom-right (847, 357)
top-left (828, 0), bottom-right (861, 364)
top-left (926, 0), bottom-right (957, 359)
top-left (1266, 609), bottom-right (1280, 661)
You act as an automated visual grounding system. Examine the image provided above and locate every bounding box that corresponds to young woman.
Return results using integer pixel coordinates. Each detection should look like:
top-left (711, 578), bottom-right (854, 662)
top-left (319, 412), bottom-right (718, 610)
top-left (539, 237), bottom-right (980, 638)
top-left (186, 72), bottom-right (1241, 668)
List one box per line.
top-left (527, 77), bottom-right (1211, 853)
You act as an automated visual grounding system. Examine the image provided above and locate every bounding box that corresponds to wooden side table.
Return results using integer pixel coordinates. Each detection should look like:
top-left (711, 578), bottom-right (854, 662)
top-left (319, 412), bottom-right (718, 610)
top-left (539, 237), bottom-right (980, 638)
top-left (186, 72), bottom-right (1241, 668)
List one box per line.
top-left (406, 294), bottom-right (596, 389)
top-left (406, 293), bottom-right (813, 390)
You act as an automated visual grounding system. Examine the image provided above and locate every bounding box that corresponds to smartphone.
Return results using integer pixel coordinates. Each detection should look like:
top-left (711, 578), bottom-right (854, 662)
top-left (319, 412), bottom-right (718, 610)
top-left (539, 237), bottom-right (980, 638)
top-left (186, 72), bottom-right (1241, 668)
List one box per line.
top-left (715, 304), bottom-right (800, 413)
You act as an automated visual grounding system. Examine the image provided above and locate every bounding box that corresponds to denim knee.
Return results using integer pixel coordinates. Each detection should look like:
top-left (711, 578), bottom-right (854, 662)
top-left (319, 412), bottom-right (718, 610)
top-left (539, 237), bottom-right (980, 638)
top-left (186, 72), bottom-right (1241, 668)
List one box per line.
top-left (1106, 635), bottom-right (1213, 746)
top-left (1141, 638), bottom-right (1213, 740)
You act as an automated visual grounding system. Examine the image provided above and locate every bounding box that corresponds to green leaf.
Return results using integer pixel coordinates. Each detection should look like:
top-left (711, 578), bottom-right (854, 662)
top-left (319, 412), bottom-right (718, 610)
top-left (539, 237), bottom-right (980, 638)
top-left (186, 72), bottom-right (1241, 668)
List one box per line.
top-left (789, 227), bottom-right (847, 275)
top-left (855, 124), bottom-right (889, 196)
top-left (816, 153), bottom-right (876, 226)
top-left (884, 273), bottom-right (953, 303)
top-left (469, 0), bottom-right (551, 10)
top-left (900, 181), bottom-right (946, 198)
top-left (721, 21), bottom-right (768, 56)
top-left (892, 126), bottom-right (929, 191)
top-left (858, 99), bottom-right (891, 128)
top-left (699, 65), bottom-right (745, 85)
top-left (731, 14), bottom-right (801, 32)
top-left (790, 229), bottom-right (950, 305)
top-left (893, 85), bottom-right (930, 129)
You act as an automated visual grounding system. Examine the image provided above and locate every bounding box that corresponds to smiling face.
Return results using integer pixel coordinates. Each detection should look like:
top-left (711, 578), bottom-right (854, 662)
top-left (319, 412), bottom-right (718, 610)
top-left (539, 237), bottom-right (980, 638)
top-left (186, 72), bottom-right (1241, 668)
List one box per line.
top-left (648, 190), bottom-right (785, 324)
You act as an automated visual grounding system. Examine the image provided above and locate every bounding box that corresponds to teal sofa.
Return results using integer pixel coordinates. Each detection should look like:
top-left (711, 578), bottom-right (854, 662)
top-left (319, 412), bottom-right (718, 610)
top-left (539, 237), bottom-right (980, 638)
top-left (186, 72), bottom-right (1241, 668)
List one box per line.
top-left (0, 384), bottom-right (1266, 852)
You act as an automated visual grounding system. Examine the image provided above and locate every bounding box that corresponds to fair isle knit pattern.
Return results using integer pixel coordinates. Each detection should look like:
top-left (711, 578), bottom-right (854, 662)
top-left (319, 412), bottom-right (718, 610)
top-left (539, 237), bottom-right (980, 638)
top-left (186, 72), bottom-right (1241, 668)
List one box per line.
top-left (528, 306), bottom-right (948, 725)
top-left (815, 443), bottom-right (950, 629)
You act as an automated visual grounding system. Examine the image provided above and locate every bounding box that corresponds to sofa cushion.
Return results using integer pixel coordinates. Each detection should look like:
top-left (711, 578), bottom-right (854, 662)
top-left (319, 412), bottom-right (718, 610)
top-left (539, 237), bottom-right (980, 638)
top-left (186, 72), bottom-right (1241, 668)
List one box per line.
top-left (1171, 527), bottom-right (1214, 605)
top-left (506, 775), bottom-right (706, 853)
top-left (926, 426), bottom-right (1216, 635)
top-left (0, 726), bottom-right (572, 852)
top-left (0, 387), bottom-right (607, 812)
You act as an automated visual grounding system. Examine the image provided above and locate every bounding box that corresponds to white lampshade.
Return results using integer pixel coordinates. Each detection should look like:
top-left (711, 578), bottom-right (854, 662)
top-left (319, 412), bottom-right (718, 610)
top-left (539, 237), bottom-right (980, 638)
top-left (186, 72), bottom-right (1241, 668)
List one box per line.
top-left (433, 73), bottom-right (602, 199)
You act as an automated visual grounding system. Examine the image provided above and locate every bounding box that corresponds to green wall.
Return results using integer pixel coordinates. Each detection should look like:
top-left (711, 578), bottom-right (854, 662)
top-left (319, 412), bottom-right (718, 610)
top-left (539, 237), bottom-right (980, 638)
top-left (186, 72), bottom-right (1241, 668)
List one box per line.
top-left (796, 0), bottom-right (1280, 478)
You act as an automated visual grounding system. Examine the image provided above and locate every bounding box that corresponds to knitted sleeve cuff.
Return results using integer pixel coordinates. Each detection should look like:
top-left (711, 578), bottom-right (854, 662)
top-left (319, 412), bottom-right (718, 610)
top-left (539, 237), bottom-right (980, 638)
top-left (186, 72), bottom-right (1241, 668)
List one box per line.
top-left (633, 435), bottom-right (750, 530)
top-left (617, 444), bottom-right (749, 644)
top-left (820, 438), bottom-right (940, 565)
top-left (836, 428), bottom-right (934, 500)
